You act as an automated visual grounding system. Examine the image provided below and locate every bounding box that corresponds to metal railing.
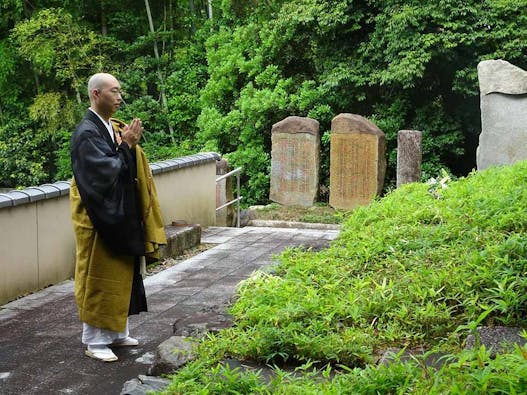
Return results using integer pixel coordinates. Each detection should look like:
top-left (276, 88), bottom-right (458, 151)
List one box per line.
top-left (215, 167), bottom-right (243, 227)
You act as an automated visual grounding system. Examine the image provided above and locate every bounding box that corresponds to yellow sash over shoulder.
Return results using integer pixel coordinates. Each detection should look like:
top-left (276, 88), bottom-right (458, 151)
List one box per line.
top-left (135, 143), bottom-right (167, 262)
top-left (111, 118), bottom-right (167, 262)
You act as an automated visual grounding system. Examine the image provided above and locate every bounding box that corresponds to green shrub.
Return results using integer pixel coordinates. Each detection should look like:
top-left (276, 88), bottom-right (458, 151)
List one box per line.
top-left (161, 161), bottom-right (527, 394)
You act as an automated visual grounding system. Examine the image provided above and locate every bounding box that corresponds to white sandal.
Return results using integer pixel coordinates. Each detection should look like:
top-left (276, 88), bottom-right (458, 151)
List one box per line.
top-left (85, 346), bottom-right (118, 362)
top-left (110, 336), bottom-right (139, 347)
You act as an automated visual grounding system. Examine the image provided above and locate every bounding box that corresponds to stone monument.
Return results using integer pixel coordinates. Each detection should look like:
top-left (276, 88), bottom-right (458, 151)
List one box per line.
top-left (396, 130), bottom-right (422, 187)
top-left (329, 113), bottom-right (386, 210)
top-left (269, 116), bottom-right (320, 207)
top-left (477, 59), bottom-right (527, 170)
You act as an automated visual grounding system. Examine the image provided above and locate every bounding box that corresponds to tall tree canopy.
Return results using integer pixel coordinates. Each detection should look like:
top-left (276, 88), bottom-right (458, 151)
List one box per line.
top-left (0, 0), bottom-right (525, 204)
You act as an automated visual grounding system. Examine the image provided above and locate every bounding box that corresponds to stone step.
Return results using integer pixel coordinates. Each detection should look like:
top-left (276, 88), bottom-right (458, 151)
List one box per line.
top-left (158, 224), bottom-right (201, 259)
top-left (247, 219), bottom-right (340, 230)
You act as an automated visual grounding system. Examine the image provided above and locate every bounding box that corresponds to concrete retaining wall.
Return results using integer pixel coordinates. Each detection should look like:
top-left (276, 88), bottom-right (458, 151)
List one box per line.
top-left (0, 152), bottom-right (220, 305)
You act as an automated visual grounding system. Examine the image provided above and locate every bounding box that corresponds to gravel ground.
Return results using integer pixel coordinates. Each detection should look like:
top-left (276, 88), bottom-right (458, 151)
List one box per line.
top-left (146, 244), bottom-right (215, 276)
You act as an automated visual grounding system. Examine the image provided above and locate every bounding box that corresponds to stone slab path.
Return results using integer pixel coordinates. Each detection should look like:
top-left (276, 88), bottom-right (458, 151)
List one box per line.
top-left (0, 226), bottom-right (339, 395)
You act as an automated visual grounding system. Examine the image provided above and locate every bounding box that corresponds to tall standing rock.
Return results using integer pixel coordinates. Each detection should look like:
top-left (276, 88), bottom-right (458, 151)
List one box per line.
top-left (396, 130), bottom-right (422, 187)
top-left (269, 116), bottom-right (320, 207)
top-left (329, 114), bottom-right (386, 210)
top-left (477, 60), bottom-right (527, 170)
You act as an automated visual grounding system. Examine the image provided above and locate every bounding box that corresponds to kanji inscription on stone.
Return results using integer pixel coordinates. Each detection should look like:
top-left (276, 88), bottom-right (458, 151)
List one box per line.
top-left (329, 113), bottom-right (386, 210)
top-left (270, 116), bottom-right (320, 207)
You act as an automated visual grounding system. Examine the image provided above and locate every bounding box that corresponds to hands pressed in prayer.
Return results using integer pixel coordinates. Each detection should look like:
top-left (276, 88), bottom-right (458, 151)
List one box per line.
top-left (119, 118), bottom-right (143, 148)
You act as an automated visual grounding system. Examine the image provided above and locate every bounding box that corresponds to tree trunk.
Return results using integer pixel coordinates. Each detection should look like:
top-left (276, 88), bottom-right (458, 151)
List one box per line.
top-left (144, 0), bottom-right (175, 143)
top-left (207, 0), bottom-right (213, 20)
top-left (33, 70), bottom-right (40, 94)
top-left (162, 1), bottom-right (167, 54)
top-left (189, 0), bottom-right (196, 34)
top-left (169, 0), bottom-right (174, 48)
top-left (101, 1), bottom-right (108, 36)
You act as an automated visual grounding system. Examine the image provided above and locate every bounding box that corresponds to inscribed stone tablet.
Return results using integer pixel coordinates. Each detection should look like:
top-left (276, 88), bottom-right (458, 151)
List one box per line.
top-left (477, 60), bottom-right (527, 170)
top-left (329, 114), bottom-right (386, 210)
top-left (270, 116), bottom-right (320, 207)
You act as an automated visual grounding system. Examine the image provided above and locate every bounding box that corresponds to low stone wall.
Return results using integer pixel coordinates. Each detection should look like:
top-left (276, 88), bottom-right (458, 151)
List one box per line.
top-left (0, 152), bottom-right (220, 305)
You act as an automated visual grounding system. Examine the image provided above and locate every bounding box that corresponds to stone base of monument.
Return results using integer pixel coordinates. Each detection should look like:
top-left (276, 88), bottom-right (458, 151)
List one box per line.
top-left (247, 219), bottom-right (340, 231)
top-left (158, 224), bottom-right (201, 259)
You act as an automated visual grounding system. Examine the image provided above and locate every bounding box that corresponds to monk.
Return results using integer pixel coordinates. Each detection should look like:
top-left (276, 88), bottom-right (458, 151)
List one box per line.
top-left (70, 73), bottom-right (166, 362)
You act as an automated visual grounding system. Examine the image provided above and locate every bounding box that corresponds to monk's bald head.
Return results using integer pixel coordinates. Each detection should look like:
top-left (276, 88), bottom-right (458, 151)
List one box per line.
top-left (87, 73), bottom-right (123, 120)
top-left (87, 73), bottom-right (119, 103)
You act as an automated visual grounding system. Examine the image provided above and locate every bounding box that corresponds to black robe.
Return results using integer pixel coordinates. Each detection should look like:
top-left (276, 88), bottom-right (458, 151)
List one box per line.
top-left (70, 110), bottom-right (147, 315)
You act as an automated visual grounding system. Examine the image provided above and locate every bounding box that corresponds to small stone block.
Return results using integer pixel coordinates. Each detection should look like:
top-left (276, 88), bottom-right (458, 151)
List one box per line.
top-left (0, 194), bottom-right (13, 208)
top-left (175, 159), bottom-right (187, 167)
top-left (376, 347), bottom-right (447, 369)
top-left (149, 164), bottom-right (162, 175)
top-left (164, 160), bottom-right (178, 170)
top-left (159, 224), bottom-right (201, 259)
top-left (120, 375), bottom-right (171, 395)
top-left (23, 188), bottom-right (47, 202)
top-left (465, 326), bottom-right (526, 357)
top-left (7, 191), bottom-right (30, 205)
top-left (148, 336), bottom-right (197, 376)
top-left (39, 184), bottom-right (61, 198)
top-left (53, 181), bottom-right (71, 196)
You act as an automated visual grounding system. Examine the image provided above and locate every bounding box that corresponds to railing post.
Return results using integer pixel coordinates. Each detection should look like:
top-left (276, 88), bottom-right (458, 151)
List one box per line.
top-left (236, 172), bottom-right (241, 228)
top-left (216, 167), bottom-right (243, 228)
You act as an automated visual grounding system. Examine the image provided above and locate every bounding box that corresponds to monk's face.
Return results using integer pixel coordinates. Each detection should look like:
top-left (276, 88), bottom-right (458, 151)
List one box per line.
top-left (93, 76), bottom-right (123, 118)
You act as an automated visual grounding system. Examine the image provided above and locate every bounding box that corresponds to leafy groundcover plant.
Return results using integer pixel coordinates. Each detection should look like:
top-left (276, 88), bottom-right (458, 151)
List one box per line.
top-left (160, 161), bottom-right (527, 394)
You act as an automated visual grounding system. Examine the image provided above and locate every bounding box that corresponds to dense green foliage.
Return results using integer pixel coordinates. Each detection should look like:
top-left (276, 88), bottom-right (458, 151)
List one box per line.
top-left (161, 161), bottom-right (527, 394)
top-left (1, 1), bottom-right (526, 204)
